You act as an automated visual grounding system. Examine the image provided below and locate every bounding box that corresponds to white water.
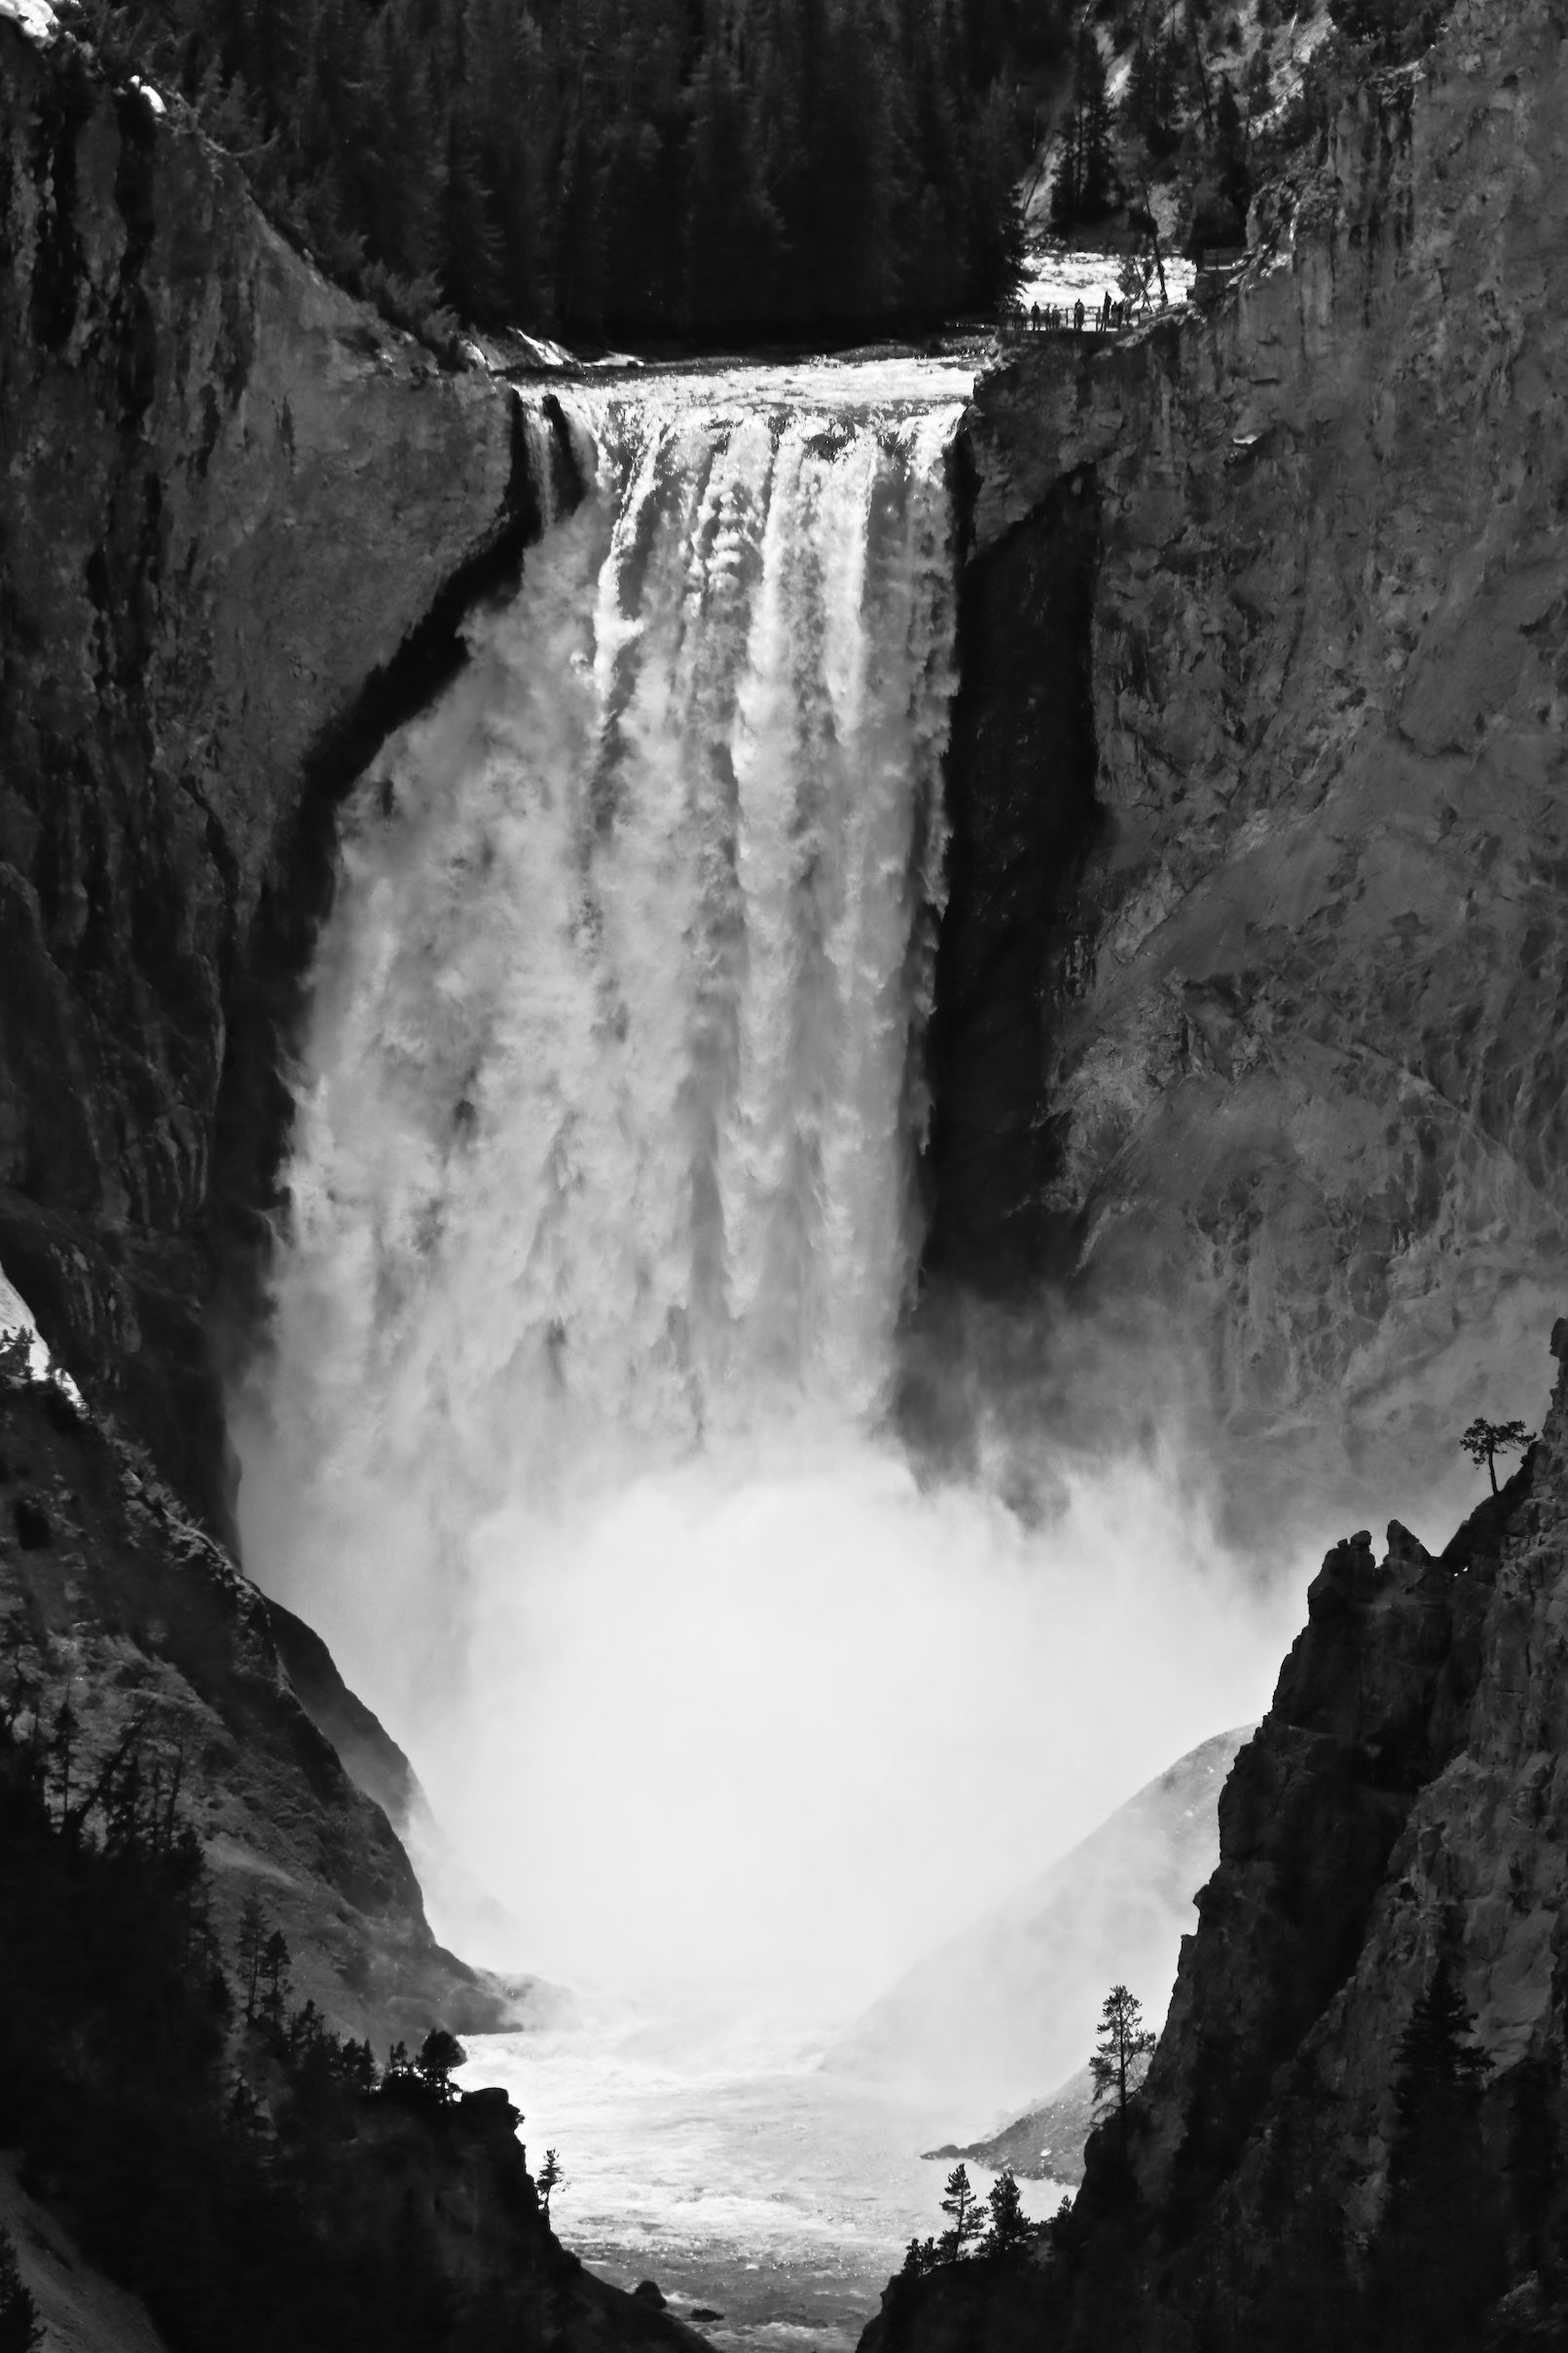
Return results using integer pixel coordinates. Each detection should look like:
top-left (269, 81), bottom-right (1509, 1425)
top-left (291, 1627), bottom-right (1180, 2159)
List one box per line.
top-left (236, 354), bottom-right (1301, 2335)
top-left (457, 2001), bottom-right (1069, 2353)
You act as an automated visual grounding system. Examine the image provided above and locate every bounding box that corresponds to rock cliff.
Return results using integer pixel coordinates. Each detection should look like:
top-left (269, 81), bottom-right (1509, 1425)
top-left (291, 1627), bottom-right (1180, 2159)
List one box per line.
top-left (0, 1350), bottom-right (516, 2043)
top-left (0, 18), bottom-right (577, 1531)
top-left (0, 10), bottom-right (579, 2050)
top-left (861, 1323), bottom-right (1568, 2351)
top-left (930, 0), bottom-right (1568, 1519)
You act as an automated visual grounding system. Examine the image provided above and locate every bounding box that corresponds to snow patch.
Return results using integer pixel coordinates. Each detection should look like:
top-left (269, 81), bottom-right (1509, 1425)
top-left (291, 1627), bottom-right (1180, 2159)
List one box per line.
top-left (130, 74), bottom-right (167, 116)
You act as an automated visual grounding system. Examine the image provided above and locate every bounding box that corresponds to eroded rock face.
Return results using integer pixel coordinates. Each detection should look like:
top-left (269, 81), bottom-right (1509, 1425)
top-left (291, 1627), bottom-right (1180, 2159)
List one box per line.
top-left (0, 24), bottom-right (575, 1526)
top-left (0, 1361), bottom-right (517, 2043)
top-left (941, 0), bottom-right (1568, 1506)
top-left (863, 1327), bottom-right (1568, 2352)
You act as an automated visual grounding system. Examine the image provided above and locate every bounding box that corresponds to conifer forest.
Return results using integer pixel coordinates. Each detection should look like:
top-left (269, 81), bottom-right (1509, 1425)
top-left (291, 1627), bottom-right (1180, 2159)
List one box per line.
top-left (83, 0), bottom-right (1067, 344)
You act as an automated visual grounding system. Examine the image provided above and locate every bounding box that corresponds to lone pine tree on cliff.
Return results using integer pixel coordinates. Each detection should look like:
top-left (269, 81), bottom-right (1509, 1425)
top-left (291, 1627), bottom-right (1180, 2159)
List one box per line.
top-left (939, 2162), bottom-right (986, 2258)
top-left (1090, 1983), bottom-right (1157, 2149)
top-left (1459, 1415), bottom-right (1535, 1493)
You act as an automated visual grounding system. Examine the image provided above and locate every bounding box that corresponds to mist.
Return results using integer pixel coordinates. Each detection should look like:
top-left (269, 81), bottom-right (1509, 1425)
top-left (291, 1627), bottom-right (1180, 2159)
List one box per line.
top-left (239, 1370), bottom-right (1306, 2005)
top-left (232, 372), bottom-right (1417, 2030)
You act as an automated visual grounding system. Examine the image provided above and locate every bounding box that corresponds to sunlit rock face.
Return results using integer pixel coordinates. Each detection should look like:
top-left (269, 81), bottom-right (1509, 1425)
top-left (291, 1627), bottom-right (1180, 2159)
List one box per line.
top-left (0, 24), bottom-right (569, 1522)
top-left (941, 0), bottom-right (1568, 1521)
top-left (862, 1328), bottom-right (1568, 2353)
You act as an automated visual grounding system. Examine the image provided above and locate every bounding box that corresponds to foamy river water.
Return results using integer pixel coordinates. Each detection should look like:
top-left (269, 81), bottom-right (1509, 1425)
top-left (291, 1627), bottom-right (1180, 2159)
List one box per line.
top-left (459, 2003), bottom-right (1068, 2353)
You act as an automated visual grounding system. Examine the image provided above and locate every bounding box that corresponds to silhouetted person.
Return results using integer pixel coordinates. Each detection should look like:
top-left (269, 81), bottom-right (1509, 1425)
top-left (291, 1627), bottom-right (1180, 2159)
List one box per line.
top-left (1074, 298), bottom-right (1084, 332)
top-left (1031, 302), bottom-right (1040, 333)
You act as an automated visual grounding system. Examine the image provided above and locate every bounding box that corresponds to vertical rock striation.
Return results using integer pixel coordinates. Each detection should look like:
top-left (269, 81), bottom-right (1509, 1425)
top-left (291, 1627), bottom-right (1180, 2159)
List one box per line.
top-left (940, 0), bottom-right (1568, 1497)
top-left (863, 1320), bottom-right (1568, 2349)
top-left (0, 23), bottom-right (577, 1527)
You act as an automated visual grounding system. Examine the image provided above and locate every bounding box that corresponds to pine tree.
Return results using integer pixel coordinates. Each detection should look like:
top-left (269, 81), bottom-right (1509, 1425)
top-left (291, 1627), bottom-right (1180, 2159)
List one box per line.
top-left (1459, 1415), bottom-right (1535, 1495)
top-left (1090, 1983), bottom-right (1157, 2151)
top-left (1394, 1957), bottom-right (1489, 2126)
top-left (1371, 1958), bottom-right (1503, 2351)
top-left (982, 2166), bottom-right (1032, 2254)
top-left (683, 41), bottom-right (780, 337)
top-left (236, 1891), bottom-right (268, 2022)
top-left (1124, 30), bottom-right (1180, 152)
top-left (1212, 78), bottom-right (1251, 228)
top-left (1050, 26), bottom-right (1116, 231)
top-left (938, 2161), bottom-right (985, 2259)
top-left (258, 1928), bottom-right (291, 2033)
top-left (415, 2027), bottom-right (467, 2102)
top-left (536, 2148), bottom-right (565, 2218)
top-left (83, 0), bottom-right (1035, 344)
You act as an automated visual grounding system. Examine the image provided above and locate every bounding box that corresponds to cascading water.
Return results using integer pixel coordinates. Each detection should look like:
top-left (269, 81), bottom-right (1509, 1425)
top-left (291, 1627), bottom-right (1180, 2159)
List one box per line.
top-left (237, 360), bottom-right (1293, 2024)
top-left (235, 358), bottom-right (1302, 2343)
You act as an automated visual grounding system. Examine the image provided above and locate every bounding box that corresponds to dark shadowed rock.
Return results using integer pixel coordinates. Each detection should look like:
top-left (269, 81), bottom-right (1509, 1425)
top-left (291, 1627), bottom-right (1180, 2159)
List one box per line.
top-left (863, 1321), bottom-right (1568, 2350)
top-left (928, 0), bottom-right (1568, 1521)
top-left (0, 21), bottom-right (578, 1532)
top-left (0, 1361), bottom-right (511, 2044)
top-left (923, 2066), bottom-right (1099, 2188)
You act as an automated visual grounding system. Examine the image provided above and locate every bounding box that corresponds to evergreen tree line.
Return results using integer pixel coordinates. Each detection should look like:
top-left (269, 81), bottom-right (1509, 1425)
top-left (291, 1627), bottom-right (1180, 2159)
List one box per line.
top-left (0, 1692), bottom-right (552, 2352)
top-left (78, 0), bottom-right (1029, 345)
top-left (891, 1963), bottom-right (1545, 2346)
top-left (1035, 1958), bottom-right (1542, 2353)
top-left (1048, 6), bottom-right (1258, 246)
top-left (1047, 0), bottom-right (1446, 249)
top-left (896, 1984), bottom-right (1153, 2284)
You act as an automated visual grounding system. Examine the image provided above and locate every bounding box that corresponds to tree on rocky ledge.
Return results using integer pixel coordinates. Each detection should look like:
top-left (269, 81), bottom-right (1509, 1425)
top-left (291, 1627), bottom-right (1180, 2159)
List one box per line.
top-left (1459, 1415), bottom-right (1535, 1494)
top-left (415, 2026), bottom-right (468, 2102)
top-left (981, 2167), bottom-right (1033, 2256)
top-left (1090, 1983), bottom-right (1156, 2151)
top-left (938, 2162), bottom-right (986, 2259)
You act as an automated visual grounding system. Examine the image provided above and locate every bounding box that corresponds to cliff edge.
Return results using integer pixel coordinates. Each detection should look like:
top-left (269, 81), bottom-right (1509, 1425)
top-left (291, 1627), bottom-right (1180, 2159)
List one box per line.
top-left (0, 19), bottom-right (577, 1527)
top-left (863, 1322), bottom-right (1568, 2351)
top-left (929, 0), bottom-right (1568, 1517)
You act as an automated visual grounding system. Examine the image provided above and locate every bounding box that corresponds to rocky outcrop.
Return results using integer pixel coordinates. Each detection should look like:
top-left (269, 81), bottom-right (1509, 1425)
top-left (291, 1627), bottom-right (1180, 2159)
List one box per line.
top-left (0, 1353), bottom-right (518, 2043)
top-left (922, 2065), bottom-right (1098, 2190)
top-left (934, 0), bottom-right (1568, 1514)
top-left (253, 2084), bottom-right (717, 2353)
top-left (0, 20), bottom-right (578, 1530)
top-left (861, 1322), bottom-right (1568, 2352)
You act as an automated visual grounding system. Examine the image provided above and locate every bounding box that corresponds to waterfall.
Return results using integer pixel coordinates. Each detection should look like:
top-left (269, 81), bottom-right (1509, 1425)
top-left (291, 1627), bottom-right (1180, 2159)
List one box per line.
top-left (237, 365), bottom-right (1290, 2003)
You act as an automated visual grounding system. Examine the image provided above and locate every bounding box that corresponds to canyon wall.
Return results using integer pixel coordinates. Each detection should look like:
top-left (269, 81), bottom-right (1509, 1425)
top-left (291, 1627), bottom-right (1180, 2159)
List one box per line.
top-left (0, 19), bottom-right (576, 1529)
top-left (865, 1324), bottom-right (1568, 2349)
top-left (0, 19), bottom-right (578, 2052)
top-left (935, 0), bottom-right (1568, 1519)
top-left (873, 6), bottom-right (1568, 2338)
